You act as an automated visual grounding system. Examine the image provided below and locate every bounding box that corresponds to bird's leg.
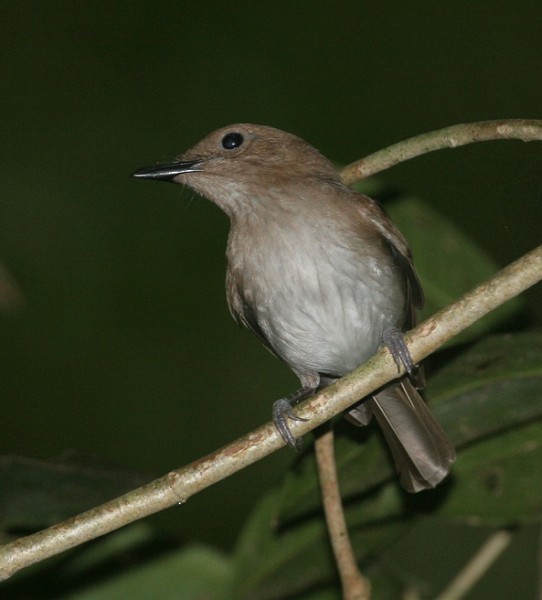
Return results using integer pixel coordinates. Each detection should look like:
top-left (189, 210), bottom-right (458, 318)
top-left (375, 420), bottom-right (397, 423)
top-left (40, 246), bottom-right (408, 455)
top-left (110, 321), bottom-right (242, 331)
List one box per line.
top-left (272, 386), bottom-right (314, 450)
top-left (382, 326), bottom-right (414, 376)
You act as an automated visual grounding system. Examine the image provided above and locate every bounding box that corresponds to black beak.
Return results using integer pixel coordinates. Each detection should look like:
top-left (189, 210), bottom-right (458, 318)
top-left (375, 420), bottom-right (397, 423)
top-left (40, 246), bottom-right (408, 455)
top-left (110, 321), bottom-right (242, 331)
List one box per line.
top-left (132, 159), bottom-right (203, 182)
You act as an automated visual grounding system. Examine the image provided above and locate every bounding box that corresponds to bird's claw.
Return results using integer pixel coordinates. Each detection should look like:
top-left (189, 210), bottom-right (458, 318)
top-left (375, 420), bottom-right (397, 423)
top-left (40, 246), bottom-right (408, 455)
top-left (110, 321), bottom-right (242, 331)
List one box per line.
top-left (272, 398), bottom-right (308, 451)
top-left (383, 326), bottom-right (415, 376)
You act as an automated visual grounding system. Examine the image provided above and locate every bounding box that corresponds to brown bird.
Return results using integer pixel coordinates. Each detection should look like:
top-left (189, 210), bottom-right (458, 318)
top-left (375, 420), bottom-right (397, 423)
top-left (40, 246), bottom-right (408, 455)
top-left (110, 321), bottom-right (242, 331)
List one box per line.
top-left (133, 124), bottom-right (455, 492)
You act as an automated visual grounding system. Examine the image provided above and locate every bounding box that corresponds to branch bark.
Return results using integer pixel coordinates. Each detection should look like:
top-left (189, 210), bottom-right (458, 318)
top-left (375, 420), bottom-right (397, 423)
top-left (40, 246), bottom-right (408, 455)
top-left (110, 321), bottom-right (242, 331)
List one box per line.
top-left (315, 429), bottom-right (371, 600)
top-left (340, 119), bottom-right (542, 183)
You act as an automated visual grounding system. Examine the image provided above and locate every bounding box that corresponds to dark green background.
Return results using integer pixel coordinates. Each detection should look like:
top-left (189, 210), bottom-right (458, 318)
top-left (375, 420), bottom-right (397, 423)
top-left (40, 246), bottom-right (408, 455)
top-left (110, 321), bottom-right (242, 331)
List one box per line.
top-left (1, 0), bottom-right (541, 553)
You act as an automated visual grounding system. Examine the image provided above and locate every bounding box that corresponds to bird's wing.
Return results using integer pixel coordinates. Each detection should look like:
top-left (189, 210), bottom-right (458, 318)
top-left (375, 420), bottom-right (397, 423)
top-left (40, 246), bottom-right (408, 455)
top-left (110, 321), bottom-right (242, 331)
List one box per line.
top-left (355, 193), bottom-right (424, 311)
top-left (226, 269), bottom-right (280, 358)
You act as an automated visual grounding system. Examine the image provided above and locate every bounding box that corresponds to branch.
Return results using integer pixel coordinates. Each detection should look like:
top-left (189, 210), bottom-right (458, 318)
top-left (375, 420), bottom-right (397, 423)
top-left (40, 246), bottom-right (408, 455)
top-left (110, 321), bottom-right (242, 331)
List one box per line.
top-left (340, 119), bottom-right (542, 183)
top-left (0, 244), bottom-right (540, 580)
top-left (315, 429), bottom-right (371, 599)
top-left (435, 529), bottom-right (513, 600)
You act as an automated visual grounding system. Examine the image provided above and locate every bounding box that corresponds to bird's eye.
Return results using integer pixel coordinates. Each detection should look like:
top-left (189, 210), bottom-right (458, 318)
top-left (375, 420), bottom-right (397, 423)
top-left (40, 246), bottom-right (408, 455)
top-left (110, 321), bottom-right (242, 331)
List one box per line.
top-left (222, 132), bottom-right (244, 150)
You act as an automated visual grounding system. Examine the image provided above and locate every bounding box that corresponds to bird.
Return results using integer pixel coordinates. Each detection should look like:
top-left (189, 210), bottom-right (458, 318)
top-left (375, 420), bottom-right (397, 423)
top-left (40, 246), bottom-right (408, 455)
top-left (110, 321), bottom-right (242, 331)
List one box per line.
top-left (133, 124), bottom-right (456, 492)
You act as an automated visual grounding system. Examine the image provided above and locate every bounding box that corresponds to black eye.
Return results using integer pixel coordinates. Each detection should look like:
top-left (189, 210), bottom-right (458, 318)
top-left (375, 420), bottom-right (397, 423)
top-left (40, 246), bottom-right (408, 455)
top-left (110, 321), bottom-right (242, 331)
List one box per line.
top-left (222, 132), bottom-right (244, 150)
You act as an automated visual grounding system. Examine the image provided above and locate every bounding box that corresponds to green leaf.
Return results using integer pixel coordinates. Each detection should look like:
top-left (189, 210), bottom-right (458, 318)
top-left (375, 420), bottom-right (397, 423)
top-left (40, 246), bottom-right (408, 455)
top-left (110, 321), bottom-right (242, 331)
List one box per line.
top-left (441, 420), bottom-right (542, 525)
top-left (428, 332), bottom-right (542, 525)
top-left (67, 537), bottom-right (232, 600)
top-left (0, 453), bottom-right (152, 534)
top-left (231, 492), bottom-right (334, 599)
top-left (231, 448), bottom-right (417, 599)
top-left (231, 483), bottom-right (414, 599)
top-left (428, 332), bottom-right (542, 444)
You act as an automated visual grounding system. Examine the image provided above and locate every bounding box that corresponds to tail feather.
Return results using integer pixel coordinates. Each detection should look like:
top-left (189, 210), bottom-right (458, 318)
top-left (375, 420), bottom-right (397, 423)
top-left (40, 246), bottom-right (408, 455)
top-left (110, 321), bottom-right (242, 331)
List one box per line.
top-left (347, 378), bottom-right (455, 493)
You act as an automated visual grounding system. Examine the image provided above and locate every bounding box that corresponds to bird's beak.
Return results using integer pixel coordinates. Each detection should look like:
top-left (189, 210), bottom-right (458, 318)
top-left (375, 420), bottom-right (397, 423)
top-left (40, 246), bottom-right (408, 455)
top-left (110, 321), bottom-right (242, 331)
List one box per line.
top-left (132, 159), bottom-right (204, 182)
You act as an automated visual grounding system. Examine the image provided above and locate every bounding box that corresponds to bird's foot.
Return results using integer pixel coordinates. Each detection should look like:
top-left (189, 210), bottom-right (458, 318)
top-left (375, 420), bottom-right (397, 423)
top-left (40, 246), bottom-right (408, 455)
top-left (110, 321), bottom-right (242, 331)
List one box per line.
top-left (382, 326), bottom-right (414, 376)
top-left (272, 386), bottom-right (314, 450)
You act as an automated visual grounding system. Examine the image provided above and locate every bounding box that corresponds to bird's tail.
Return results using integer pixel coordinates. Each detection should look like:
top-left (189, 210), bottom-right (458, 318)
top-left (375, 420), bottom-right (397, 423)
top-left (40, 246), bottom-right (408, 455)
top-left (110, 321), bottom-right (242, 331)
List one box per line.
top-left (346, 378), bottom-right (456, 493)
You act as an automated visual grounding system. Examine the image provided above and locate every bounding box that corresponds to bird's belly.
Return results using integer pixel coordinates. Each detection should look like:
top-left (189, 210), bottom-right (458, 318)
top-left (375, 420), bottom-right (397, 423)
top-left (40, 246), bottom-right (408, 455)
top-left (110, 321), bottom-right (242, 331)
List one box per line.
top-left (256, 262), bottom-right (405, 377)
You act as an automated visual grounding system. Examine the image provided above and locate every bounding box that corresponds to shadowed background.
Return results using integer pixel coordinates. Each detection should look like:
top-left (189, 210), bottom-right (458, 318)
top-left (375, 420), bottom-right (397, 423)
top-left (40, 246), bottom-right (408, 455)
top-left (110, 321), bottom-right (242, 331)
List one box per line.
top-left (1, 1), bottom-right (541, 574)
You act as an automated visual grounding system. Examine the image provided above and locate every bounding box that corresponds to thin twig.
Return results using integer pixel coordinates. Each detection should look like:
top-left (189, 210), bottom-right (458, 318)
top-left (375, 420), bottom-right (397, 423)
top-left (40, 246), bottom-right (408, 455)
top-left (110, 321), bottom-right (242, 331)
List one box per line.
top-left (315, 429), bottom-right (371, 599)
top-left (340, 119), bottom-right (542, 183)
top-left (435, 529), bottom-right (513, 600)
top-left (0, 244), bottom-right (540, 580)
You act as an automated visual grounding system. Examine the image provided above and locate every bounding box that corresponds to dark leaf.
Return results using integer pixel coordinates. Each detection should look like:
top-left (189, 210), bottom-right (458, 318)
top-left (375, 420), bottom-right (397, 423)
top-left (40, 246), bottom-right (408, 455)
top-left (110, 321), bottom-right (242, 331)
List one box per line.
top-left (0, 452), bottom-right (152, 534)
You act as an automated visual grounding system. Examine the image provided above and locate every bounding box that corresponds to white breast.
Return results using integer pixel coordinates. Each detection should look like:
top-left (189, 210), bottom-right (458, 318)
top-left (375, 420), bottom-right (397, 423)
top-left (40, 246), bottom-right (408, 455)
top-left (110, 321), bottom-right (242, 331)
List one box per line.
top-left (229, 212), bottom-right (406, 378)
